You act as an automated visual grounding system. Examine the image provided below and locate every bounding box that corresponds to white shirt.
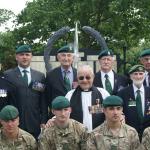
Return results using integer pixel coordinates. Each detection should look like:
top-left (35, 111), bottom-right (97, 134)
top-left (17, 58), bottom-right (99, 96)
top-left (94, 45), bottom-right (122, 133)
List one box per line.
top-left (101, 70), bottom-right (114, 90)
top-left (18, 66), bottom-right (31, 85)
top-left (133, 84), bottom-right (145, 115)
top-left (65, 87), bottom-right (110, 131)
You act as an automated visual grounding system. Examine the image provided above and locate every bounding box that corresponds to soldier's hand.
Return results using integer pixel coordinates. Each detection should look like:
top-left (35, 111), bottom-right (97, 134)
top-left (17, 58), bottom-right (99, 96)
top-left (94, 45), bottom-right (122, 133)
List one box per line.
top-left (45, 116), bottom-right (55, 128)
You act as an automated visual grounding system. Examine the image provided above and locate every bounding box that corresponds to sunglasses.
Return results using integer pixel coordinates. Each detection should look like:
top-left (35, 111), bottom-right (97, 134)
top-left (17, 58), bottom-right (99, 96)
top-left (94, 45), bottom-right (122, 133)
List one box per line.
top-left (78, 76), bottom-right (91, 80)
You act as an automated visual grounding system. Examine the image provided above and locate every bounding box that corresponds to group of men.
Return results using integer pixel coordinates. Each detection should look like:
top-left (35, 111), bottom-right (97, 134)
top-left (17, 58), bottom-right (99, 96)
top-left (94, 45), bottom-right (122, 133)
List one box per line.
top-left (0, 43), bottom-right (150, 149)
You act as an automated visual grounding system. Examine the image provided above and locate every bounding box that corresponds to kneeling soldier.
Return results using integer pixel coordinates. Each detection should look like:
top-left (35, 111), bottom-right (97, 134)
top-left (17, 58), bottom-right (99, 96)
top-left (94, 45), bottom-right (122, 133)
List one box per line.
top-left (38, 96), bottom-right (88, 150)
top-left (0, 105), bottom-right (37, 150)
top-left (86, 95), bottom-right (140, 150)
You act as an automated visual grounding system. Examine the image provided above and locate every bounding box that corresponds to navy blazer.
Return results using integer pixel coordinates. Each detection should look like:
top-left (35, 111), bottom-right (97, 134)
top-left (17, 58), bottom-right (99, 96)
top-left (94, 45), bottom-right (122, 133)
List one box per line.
top-left (117, 85), bottom-right (150, 140)
top-left (45, 66), bottom-right (77, 107)
top-left (93, 70), bottom-right (129, 95)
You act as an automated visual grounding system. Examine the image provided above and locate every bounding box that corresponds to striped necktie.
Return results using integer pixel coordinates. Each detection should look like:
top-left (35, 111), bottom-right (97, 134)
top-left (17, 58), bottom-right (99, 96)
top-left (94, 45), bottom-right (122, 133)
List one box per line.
top-left (64, 71), bottom-right (71, 92)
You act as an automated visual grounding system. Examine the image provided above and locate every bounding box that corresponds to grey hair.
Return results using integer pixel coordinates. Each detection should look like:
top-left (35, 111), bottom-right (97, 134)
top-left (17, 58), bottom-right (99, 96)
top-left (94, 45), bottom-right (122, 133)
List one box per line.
top-left (77, 65), bottom-right (94, 76)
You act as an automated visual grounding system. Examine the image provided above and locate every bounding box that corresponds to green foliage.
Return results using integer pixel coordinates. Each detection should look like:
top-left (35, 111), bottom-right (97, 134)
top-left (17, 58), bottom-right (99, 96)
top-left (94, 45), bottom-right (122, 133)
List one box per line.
top-left (2, 0), bottom-right (150, 73)
top-left (0, 32), bottom-right (16, 71)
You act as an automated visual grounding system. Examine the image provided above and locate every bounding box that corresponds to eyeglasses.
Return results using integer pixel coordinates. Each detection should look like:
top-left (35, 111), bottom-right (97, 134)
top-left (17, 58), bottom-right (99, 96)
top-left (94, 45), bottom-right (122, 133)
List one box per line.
top-left (78, 76), bottom-right (91, 80)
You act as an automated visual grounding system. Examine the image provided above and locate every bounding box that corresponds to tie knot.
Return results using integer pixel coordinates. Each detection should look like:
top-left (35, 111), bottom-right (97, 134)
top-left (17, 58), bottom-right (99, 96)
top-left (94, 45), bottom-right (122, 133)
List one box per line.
top-left (23, 70), bottom-right (28, 73)
top-left (105, 74), bottom-right (109, 79)
top-left (137, 90), bottom-right (140, 94)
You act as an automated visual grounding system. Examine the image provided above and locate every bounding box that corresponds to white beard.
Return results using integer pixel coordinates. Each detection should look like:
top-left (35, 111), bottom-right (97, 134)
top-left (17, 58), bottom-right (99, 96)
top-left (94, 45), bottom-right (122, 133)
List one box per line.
top-left (132, 78), bottom-right (145, 88)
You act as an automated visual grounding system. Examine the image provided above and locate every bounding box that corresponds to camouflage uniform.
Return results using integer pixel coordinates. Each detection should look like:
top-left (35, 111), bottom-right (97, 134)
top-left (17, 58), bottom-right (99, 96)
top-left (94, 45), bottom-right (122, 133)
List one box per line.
top-left (142, 127), bottom-right (150, 150)
top-left (0, 128), bottom-right (37, 150)
top-left (86, 121), bottom-right (140, 150)
top-left (38, 119), bottom-right (89, 150)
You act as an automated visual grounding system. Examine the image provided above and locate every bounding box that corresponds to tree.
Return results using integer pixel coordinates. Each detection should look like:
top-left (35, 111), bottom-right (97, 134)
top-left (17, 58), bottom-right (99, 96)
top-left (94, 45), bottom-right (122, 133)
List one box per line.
top-left (0, 32), bottom-right (16, 71)
top-left (0, 9), bottom-right (15, 27)
top-left (11, 0), bottom-right (150, 73)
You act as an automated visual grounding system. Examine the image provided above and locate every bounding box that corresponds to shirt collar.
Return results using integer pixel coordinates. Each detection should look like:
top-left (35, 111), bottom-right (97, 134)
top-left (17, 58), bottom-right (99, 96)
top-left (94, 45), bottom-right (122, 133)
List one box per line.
top-left (103, 121), bottom-right (125, 138)
top-left (101, 70), bottom-right (113, 79)
top-left (133, 84), bottom-right (144, 94)
top-left (18, 66), bottom-right (30, 73)
top-left (61, 66), bottom-right (72, 73)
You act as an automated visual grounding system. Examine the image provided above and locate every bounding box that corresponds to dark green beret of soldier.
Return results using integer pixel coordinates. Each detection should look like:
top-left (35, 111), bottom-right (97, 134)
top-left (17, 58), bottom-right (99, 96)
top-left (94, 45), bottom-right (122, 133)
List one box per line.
top-left (52, 96), bottom-right (70, 110)
top-left (0, 105), bottom-right (19, 121)
top-left (98, 49), bottom-right (114, 59)
top-left (57, 45), bottom-right (73, 53)
top-left (16, 45), bottom-right (32, 54)
top-left (103, 95), bottom-right (123, 108)
top-left (139, 48), bottom-right (150, 57)
top-left (128, 65), bottom-right (145, 74)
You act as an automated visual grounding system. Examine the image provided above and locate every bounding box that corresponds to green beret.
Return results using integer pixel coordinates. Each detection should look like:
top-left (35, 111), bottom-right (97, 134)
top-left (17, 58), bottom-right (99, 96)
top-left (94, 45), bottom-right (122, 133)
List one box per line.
top-left (16, 45), bottom-right (32, 54)
top-left (57, 45), bottom-right (73, 53)
top-left (140, 48), bottom-right (150, 57)
top-left (98, 49), bottom-right (114, 59)
top-left (128, 65), bottom-right (145, 74)
top-left (103, 95), bottom-right (123, 108)
top-left (0, 105), bottom-right (19, 121)
top-left (52, 96), bottom-right (70, 110)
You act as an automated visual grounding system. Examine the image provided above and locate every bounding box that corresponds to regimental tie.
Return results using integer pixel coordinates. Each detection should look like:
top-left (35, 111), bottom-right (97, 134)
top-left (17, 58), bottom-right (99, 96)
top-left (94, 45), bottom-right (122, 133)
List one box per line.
top-left (64, 71), bottom-right (71, 92)
top-left (22, 70), bottom-right (28, 85)
top-left (105, 74), bottom-right (113, 94)
top-left (136, 90), bottom-right (143, 122)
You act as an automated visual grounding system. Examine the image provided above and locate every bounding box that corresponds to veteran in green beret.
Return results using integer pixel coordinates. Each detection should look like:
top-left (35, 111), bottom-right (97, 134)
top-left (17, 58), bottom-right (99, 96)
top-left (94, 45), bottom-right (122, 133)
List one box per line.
top-left (45, 45), bottom-right (77, 118)
top-left (94, 49), bottom-right (129, 95)
top-left (38, 96), bottom-right (89, 150)
top-left (0, 105), bottom-right (37, 150)
top-left (117, 64), bottom-right (150, 141)
top-left (86, 95), bottom-right (140, 150)
top-left (4, 44), bottom-right (48, 139)
top-left (139, 48), bottom-right (150, 87)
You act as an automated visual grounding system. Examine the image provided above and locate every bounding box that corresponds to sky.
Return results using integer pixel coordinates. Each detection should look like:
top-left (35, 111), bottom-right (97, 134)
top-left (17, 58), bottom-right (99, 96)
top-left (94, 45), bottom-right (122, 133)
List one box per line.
top-left (0, 0), bottom-right (33, 31)
top-left (0, 0), bottom-right (32, 15)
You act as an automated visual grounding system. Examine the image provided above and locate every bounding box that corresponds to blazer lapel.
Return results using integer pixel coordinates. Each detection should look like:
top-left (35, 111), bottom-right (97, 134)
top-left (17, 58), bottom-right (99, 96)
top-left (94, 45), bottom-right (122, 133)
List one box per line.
top-left (98, 72), bottom-right (103, 88)
top-left (73, 68), bottom-right (77, 82)
top-left (14, 67), bottom-right (26, 85)
top-left (113, 72), bottom-right (118, 93)
top-left (57, 67), bottom-right (66, 90)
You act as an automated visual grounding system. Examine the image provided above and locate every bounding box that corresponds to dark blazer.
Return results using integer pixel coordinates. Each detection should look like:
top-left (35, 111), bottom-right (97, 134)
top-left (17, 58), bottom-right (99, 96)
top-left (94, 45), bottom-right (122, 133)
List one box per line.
top-left (45, 66), bottom-right (77, 107)
top-left (93, 71), bottom-right (129, 95)
top-left (0, 77), bottom-right (17, 110)
top-left (117, 85), bottom-right (150, 140)
top-left (4, 67), bottom-right (48, 138)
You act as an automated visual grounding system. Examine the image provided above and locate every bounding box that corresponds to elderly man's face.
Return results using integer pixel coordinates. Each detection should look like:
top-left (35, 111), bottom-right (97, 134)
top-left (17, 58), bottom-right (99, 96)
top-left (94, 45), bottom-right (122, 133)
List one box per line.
top-left (77, 69), bottom-right (94, 90)
top-left (99, 56), bottom-right (114, 73)
top-left (140, 55), bottom-right (150, 72)
top-left (57, 53), bottom-right (74, 69)
top-left (130, 71), bottom-right (145, 86)
top-left (0, 117), bottom-right (19, 134)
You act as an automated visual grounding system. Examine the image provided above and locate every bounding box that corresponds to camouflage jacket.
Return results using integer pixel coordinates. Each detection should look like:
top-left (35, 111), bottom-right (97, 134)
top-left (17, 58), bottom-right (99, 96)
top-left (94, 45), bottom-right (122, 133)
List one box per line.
top-left (0, 128), bottom-right (37, 150)
top-left (142, 127), bottom-right (150, 150)
top-left (86, 121), bottom-right (140, 150)
top-left (38, 119), bottom-right (89, 150)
